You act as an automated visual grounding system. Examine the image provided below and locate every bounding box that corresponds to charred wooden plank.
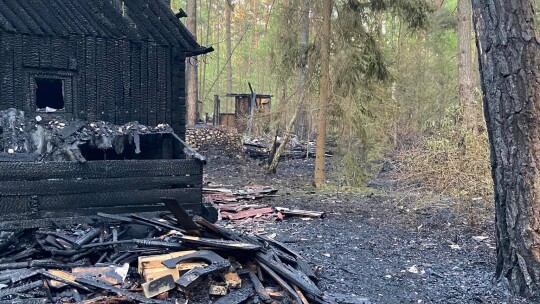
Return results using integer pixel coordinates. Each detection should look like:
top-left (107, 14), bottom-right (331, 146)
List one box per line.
top-left (85, 37), bottom-right (97, 121)
top-left (39, 270), bottom-right (92, 292)
top-left (0, 280), bottom-right (42, 298)
top-left (147, 42), bottom-right (157, 126)
top-left (256, 235), bottom-right (317, 280)
top-left (75, 277), bottom-right (168, 304)
top-left (0, 175), bottom-right (201, 196)
top-left (212, 283), bottom-right (254, 304)
top-left (0, 259), bottom-right (88, 271)
top-left (256, 253), bottom-right (323, 300)
top-left (142, 274), bottom-right (175, 298)
top-left (193, 216), bottom-right (261, 246)
top-left (248, 270), bottom-right (272, 302)
top-left (161, 250), bottom-right (230, 290)
top-left (0, 299), bottom-right (48, 304)
top-left (73, 228), bottom-right (101, 249)
top-left (256, 262), bottom-right (302, 304)
top-left (121, 40), bottom-right (131, 122)
top-left (8, 269), bottom-right (41, 284)
top-left (0, 153), bottom-right (38, 162)
top-left (0, 188), bottom-right (201, 214)
top-left (274, 207), bottom-right (326, 219)
top-left (176, 235), bottom-right (261, 251)
top-left (140, 41), bottom-right (149, 125)
top-left (95, 37), bottom-right (107, 120)
top-left (12, 35), bottom-right (23, 111)
top-left (161, 198), bottom-right (201, 233)
top-left (0, 33), bottom-right (14, 110)
top-left (128, 214), bottom-right (186, 233)
top-left (0, 159), bottom-right (202, 181)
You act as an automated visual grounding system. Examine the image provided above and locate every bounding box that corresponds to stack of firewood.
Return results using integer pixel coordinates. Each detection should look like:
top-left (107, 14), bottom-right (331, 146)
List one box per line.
top-left (186, 127), bottom-right (241, 153)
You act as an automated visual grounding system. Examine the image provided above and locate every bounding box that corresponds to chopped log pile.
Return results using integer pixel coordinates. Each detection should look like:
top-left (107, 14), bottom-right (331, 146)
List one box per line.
top-left (0, 207), bottom-right (368, 304)
top-left (186, 126), bottom-right (242, 153)
top-left (204, 186), bottom-right (326, 224)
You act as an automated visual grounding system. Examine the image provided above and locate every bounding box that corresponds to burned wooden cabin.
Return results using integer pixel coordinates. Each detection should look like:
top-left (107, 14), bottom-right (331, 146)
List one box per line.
top-left (0, 0), bottom-right (214, 229)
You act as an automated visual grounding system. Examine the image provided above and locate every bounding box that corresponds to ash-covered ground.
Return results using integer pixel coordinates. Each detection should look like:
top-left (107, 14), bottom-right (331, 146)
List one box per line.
top-left (203, 151), bottom-right (529, 304)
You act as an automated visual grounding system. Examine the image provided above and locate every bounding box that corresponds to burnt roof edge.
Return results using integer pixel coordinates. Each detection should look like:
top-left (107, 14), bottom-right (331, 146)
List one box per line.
top-left (186, 46), bottom-right (214, 57)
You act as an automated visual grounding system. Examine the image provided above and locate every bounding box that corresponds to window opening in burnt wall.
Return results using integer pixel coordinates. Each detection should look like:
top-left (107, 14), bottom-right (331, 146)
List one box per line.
top-left (35, 78), bottom-right (65, 110)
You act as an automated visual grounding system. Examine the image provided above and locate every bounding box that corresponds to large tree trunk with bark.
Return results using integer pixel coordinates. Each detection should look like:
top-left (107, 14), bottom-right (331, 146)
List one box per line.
top-left (186, 0), bottom-right (198, 126)
top-left (314, 0), bottom-right (332, 187)
top-left (472, 0), bottom-right (540, 298)
top-left (457, 0), bottom-right (475, 133)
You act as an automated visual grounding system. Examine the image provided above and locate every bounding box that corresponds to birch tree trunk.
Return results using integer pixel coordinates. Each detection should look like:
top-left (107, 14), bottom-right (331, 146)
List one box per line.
top-left (186, 0), bottom-right (198, 126)
top-left (473, 0), bottom-right (540, 297)
top-left (314, 0), bottom-right (332, 187)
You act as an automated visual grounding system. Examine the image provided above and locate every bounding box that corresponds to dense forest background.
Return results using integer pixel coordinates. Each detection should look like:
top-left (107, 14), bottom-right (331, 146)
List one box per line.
top-left (169, 0), bottom-right (508, 212)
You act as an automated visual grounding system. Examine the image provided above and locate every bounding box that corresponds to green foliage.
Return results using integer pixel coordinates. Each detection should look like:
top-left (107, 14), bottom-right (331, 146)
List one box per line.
top-left (177, 0), bottom-right (487, 196)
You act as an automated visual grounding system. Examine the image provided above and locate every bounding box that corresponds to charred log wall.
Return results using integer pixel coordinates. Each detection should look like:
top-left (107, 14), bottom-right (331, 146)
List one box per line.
top-left (0, 32), bottom-right (186, 138)
top-left (0, 159), bottom-right (203, 229)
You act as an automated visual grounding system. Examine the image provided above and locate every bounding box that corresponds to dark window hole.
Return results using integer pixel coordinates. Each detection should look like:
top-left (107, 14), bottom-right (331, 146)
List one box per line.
top-left (35, 78), bottom-right (65, 110)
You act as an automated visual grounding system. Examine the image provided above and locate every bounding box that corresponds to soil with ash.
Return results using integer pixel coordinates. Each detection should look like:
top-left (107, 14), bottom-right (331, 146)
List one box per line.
top-left (203, 152), bottom-right (529, 304)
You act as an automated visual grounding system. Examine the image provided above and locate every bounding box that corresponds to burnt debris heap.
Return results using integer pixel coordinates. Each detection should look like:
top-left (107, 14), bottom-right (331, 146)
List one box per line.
top-left (0, 0), bottom-right (214, 229)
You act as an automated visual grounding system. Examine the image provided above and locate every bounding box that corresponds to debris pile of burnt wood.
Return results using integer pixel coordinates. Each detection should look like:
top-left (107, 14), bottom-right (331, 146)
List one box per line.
top-left (242, 136), bottom-right (332, 160)
top-left (204, 186), bottom-right (326, 223)
top-left (0, 210), bottom-right (367, 304)
top-left (0, 108), bottom-right (176, 162)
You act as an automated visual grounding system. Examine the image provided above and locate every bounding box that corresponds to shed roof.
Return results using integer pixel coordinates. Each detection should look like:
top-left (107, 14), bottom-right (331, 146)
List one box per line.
top-left (226, 94), bottom-right (273, 99)
top-left (0, 0), bottom-right (212, 55)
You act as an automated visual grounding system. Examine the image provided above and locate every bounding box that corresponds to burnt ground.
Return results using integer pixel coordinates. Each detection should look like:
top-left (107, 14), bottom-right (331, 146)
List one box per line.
top-left (203, 151), bottom-right (530, 304)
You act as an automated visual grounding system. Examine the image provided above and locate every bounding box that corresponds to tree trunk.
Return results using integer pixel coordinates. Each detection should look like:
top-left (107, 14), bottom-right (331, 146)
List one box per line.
top-left (215, 1), bottom-right (221, 98)
top-left (472, 0), bottom-right (540, 298)
top-left (314, 0), bottom-right (332, 187)
top-left (267, 110), bottom-right (298, 174)
top-left (294, 0), bottom-right (310, 140)
top-left (186, 0), bottom-right (198, 126)
top-left (225, 0), bottom-right (233, 114)
top-left (457, 0), bottom-right (475, 133)
top-left (200, 0), bottom-right (211, 111)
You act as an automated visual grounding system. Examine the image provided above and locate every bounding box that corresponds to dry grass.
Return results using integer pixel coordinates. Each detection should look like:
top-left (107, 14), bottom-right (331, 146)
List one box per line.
top-left (394, 130), bottom-right (494, 225)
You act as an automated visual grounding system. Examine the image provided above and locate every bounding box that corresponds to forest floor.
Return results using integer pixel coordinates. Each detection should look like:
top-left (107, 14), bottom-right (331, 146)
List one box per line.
top-left (203, 150), bottom-right (529, 304)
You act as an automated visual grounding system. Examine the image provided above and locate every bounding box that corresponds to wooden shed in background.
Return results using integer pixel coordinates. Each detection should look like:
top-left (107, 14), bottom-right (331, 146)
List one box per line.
top-left (220, 93), bottom-right (272, 132)
top-left (0, 0), bottom-right (212, 139)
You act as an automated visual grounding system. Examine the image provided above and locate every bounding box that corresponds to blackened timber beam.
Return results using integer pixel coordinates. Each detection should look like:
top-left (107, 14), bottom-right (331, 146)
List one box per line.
top-left (161, 198), bottom-right (201, 233)
top-left (0, 205), bottom-right (203, 230)
top-left (256, 253), bottom-right (323, 299)
top-left (0, 176), bottom-right (201, 197)
top-left (171, 132), bottom-right (206, 164)
top-left (0, 159), bottom-right (202, 181)
top-left (256, 262), bottom-right (302, 304)
top-left (75, 277), bottom-right (169, 304)
top-left (0, 188), bottom-right (201, 213)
